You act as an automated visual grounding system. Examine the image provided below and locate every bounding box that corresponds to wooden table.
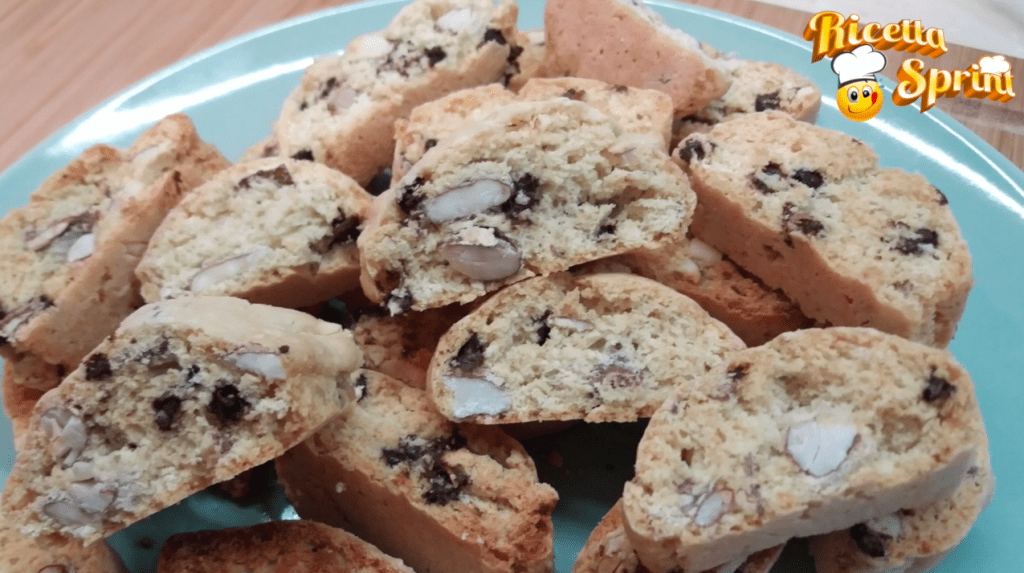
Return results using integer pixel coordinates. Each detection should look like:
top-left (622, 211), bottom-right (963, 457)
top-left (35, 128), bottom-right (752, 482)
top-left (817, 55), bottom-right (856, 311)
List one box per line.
top-left (1, 0), bottom-right (1021, 174)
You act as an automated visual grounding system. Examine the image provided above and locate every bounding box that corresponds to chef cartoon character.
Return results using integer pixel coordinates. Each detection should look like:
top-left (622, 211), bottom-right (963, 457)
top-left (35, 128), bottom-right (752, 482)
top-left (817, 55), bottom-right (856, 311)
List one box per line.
top-left (832, 45), bottom-right (887, 122)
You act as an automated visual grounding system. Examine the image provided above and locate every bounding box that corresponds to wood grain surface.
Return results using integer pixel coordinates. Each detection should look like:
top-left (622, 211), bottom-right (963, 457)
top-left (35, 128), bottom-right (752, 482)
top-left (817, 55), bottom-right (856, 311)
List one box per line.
top-left (1, 0), bottom-right (1021, 174)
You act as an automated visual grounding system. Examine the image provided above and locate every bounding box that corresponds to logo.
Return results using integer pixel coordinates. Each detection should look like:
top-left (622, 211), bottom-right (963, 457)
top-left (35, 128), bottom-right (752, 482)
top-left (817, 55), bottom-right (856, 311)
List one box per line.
top-left (803, 11), bottom-right (1015, 121)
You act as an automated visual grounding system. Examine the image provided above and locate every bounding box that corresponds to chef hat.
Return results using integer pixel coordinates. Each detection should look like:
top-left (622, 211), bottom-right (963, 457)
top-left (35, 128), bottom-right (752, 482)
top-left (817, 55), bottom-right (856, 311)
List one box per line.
top-left (831, 45), bottom-right (887, 86)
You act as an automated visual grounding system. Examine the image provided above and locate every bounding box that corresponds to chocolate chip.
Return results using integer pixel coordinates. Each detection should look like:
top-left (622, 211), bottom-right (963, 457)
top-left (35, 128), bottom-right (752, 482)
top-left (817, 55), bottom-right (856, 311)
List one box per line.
top-left (754, 91), bottom-right (781, 111)
top-left (382, 435), bottom-right (426, 466)
top-left (782, 202), bottom-right (824, 246)
top-left (84, 353), bottom-right (113, 381)
top-left (423, 139), bottom-right (438, 152)
top-left (892, 226), bottom-right (939, 256)
top-left (751, 175), bottom-right (774, 195)
top-left (425, 46), bottom-right (447, 66)
top-left (237, 165), bottom-right (294, 190)
top-left (397, 177), bottom-right (426, 214)
top-left (354, 373), bottom-right (368, 402)
top-left (423, 464), bottom-right (470, 505)
top-left (290, 149), bottom-right (314, 161)
top-left (935, 187), bottom-right (949, 205)
top-left (279, 345), bottom-right (289, 354)
top-left (793, 169), bottom-right (824, 189)
top-left (762, 162), bottom-right (784, 178)
top-left (849, 523), bottom-right (890, 558)
top-left (366, 168), bottom-right (392, 196)
top-left (153, 394), bottom-right (182, 431)
top-left (923, 368), bottom-right (956, 403)
top-left (309, 210), bottom-right (361, 254)
top-left (385, 287), bottom-right (414, 314)
top-left (612, 85), bottom-right (629, 93)
top-left (678, 138), bottom-right (707, 163)
top-left (727, 363), bottom-right (750, 380)
top-left (500, 173), bottom-right (542, 217)
top-left (186, 364), bottom-right (201, 381)
top-left (482, 28), bottom-right (508, 45)
top-left (563, 88), bottom-right (586, 101)
top-left (299, 101), bottom-right (308, 111)
top-left (209, 383), bottom-right (249, 426)
top-left (534, 311), bottom-right (552, 346)
top-left (450, 333), bottom-right (485, 372)
top-left (502, 45), bottom-right (525, 86)
top-left (319, 77), bottom-right (338, 100)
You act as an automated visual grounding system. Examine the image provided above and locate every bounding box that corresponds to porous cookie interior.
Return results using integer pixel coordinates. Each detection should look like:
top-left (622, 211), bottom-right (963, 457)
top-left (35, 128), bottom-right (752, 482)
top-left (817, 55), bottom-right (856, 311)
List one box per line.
top-left (283, 370), bottom-right (557, 573)
top-left (679, 112), bottom-right (970, 344)
top-left (137, 159), bottom-right (368, 301)
top-left (363, 99), bottom-right (692, 312)
top-left (276, 0), bottom-right (518, 162)
top-left (673, 60), bottom-right (821, 142)
top-left (625, 328), bottom-right (982, 570)
top-left (430, 273), bottom-right (743, 423)
top-left (0, 147), bottom-right (123, 338)
top-left (5, 324), bottom-right (331, 541)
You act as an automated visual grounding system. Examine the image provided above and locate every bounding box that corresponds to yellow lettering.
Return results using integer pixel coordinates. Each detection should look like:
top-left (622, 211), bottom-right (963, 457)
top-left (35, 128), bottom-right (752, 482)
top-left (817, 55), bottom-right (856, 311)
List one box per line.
top-left (861, 22), bottom-right (881, 43)
top-left (804, 11), bottom-right (847, 62)
top-left (949, 70), bottom-right (970, 96)
top-left (877, 23), bottom-right (902, 49)
top-left (922, 69), bottom-right (952, 111)
top-left (920, 28), bottom-right (947, 58)
top-left (1003, 72), bottom-right (1016, 101)
top-left (847, 13), bottom-right (862, 47)
top-left (965, 69), bottom-right (986, 98)
top-left (894, 58), bottom-right (927, 107)
top-left (905, 20), bottom-right (927, 53)
top-left (892, 20), bottom-right (912, 51)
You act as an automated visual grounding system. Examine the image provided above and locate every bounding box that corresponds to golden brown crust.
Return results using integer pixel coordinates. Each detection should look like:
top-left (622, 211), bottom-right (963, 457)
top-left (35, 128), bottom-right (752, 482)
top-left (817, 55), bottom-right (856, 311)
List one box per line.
top-left (157, 520), bottom-right (414, 573)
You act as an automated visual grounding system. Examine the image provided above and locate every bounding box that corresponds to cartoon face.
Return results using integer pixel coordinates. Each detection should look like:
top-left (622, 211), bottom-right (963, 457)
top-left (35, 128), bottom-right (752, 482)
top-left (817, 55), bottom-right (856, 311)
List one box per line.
top-left (837, 80), bottom-right (883, 122)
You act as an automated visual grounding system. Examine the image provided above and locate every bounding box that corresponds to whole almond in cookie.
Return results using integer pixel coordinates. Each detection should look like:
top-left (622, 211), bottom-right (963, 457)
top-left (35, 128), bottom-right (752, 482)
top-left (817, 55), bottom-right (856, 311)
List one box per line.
top-left (1, 296), bottom-right (362, 545)
top-left (427, 273), bottom-right (745, 423)
top-left (622, 327), bottom-right (987, 573)
top-left (359, 98), bottom-right (694, 314)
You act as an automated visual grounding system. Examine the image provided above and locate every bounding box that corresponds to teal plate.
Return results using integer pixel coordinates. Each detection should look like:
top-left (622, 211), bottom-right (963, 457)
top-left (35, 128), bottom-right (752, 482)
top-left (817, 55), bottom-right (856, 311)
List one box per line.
top-left (1, 1), bottom-right (1022, 571)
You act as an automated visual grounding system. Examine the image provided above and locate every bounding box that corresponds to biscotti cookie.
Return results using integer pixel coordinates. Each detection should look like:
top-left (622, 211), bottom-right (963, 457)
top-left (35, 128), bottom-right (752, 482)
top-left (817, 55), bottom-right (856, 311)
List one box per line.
top-left (392, 79), bottom-right (674, 182)
top-left (427, 273), bottom-right (745, 423)
top-left (392, 79), bottom-right (673, 183)
top-left (2, 353), bottom-right (59, 450)
top-left (157, 520), bottom-right (415, 573)
top-left (391, 84), bottom-right (517, 182)
top-left (574, 501), bottom-right (783, 573)
top-left (576, 238), bottom-right (813, 347)
top-left (517, 78), bottom-right (674, 149)
top-left (0, 520), bottom-right (126, 573)
top-left (544, 0), bottom-right (731, 115)
top-left (274, 0), bottom-right (519, 186)
top-left (136, 158), bottom-right (372, 307)
top-left (674, 111), bottom-right (972, 347)
top-left (359, 98), bottom-right (694, 314)
top-left (507, 28), bottom-right (548, 91)
top-left (622, 327), bottom-right (986, 573)
top-left (672, 59), bottom-right (821, 145)
top-left (276, 369), bottom-right (559, 573)
top-left (808, 446), bottom-right (994, 573)
top-left (1, 296), bottom-right (362, 545)
top-left (0, 114), bottom-right (228, 369)
top-left (353, 305), bottom-right (470, 389)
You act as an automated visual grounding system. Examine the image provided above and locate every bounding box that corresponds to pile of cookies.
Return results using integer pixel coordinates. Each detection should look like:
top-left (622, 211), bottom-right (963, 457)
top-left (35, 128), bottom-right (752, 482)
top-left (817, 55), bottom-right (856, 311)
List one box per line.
top-left (0, 0), bottom-right (992, 572)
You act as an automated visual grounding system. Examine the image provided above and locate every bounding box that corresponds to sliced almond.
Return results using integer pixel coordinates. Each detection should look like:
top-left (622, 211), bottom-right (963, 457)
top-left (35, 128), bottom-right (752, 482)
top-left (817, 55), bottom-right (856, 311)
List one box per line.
top-left (786, 420), bottom-right (858, 477)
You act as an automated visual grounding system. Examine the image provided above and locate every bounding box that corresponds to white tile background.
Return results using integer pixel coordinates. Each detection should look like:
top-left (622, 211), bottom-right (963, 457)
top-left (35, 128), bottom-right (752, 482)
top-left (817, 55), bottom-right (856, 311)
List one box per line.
top-left (758, 0), bottom-right (1024, 59)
